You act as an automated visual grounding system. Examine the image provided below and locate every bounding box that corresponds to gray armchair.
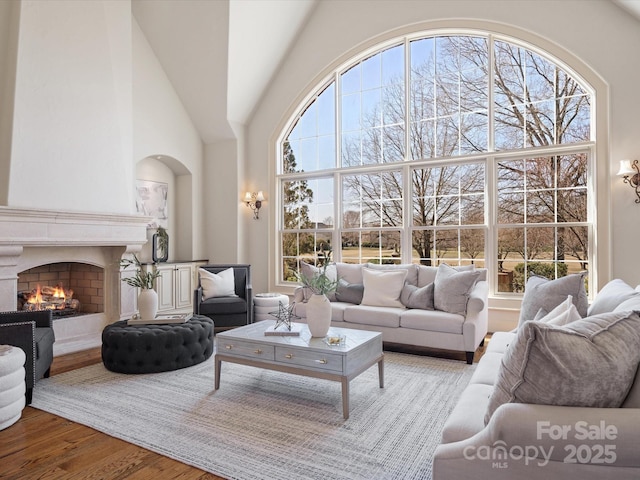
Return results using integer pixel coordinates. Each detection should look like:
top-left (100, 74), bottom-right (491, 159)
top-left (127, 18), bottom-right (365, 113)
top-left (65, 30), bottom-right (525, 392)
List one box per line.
top-left (0, 310), bottom-right (55, 405)
top-left (194, 264), bottom-right (253, 330)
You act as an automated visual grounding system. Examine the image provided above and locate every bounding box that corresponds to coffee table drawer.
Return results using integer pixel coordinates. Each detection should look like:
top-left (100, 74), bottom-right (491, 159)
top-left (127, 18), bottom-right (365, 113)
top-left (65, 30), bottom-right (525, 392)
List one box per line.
top-left (275, 346), bottom-right (343, 372)
top-left (219, 339), bottom-right (275, 361)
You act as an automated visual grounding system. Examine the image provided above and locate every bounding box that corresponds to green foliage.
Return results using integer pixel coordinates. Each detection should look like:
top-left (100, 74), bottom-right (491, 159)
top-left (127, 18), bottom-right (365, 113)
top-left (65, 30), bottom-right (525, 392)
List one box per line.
top-left (156, 226), bottom-right (169, 257)
top-left (296, 251), bottom-right (339, 295)
top-left (120, 254), bottom-right (160, 290)
top-left (512, 262), bottom-right (568, 292)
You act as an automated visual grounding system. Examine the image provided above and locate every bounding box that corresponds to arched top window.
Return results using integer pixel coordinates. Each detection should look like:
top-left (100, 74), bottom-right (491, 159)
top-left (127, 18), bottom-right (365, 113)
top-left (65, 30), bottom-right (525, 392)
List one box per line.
top-left (277, 31), bottom-right (594, 297)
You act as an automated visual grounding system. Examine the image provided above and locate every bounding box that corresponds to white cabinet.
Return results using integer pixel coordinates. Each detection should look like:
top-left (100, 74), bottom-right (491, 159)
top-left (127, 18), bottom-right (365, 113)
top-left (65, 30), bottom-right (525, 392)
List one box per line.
top-left (146, 262), bottom-right (197, 313)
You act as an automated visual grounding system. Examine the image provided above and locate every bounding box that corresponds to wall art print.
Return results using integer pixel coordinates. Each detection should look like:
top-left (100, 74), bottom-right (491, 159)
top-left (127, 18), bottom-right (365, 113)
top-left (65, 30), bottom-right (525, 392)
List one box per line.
top-left (136, 179), bottom-right (168, 228)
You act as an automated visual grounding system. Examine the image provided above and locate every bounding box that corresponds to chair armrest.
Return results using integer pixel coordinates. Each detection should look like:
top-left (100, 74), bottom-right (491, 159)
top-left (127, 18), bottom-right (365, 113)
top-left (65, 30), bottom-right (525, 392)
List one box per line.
top-left (0, 309), bottom-right (53, 328)
top-left (193, 287), bottom-right (203, 314)
top-left (0, 321), bottom-right (36, 390)
top-left (245, 283), bottom-right (253, 323)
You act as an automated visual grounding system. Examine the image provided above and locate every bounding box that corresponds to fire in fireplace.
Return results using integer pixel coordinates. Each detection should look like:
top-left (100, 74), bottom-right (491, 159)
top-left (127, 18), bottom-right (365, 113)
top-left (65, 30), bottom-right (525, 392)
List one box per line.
top-left (19, 283), bottom-right (81, 316)
top-left (17, 262), bottom-right (105, 317)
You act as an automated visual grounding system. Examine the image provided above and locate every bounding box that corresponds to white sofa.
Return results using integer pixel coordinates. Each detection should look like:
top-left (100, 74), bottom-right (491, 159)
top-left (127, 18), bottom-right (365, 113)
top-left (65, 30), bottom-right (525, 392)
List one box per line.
top-left (433, 277), bottom-right (640, 479)
top-left (292, 262), bottom-right (488, 364)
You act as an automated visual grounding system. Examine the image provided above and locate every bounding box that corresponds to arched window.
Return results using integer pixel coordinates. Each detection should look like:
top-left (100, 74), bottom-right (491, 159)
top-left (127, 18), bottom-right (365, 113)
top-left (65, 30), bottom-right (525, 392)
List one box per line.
top-left (277, 32), bottom-right (593, 296)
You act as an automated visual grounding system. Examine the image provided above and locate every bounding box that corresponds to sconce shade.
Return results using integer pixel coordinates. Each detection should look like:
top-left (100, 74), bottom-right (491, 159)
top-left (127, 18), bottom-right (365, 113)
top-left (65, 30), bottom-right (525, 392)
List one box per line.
top-left (244, 192), bottom-right (252, 202)
top-left (256, 191), bottom-right (265, 202)
top-left (617, 160), bottom-right (635, 177)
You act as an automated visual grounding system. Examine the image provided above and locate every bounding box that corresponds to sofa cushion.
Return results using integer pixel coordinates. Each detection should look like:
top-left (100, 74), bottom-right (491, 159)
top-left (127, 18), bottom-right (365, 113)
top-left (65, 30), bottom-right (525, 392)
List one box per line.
top-left (622, 362), bottom-right (640, 408)
top-left (536, 295), bottom-right (582, 326)
top-left (469, 351), bottom-right (503, 386)
top-left (485, 331), bottom-right (516, 355)
top-left (399, 309), bottom-right (463, 334)
top-left (299, 262), bottom-right (338, 301)
top-left (343, 305), bottom-right (402, 328)
top-left (588, 279), bottom-right (640, 316)
top-left (199, 267), bottom-right (236, 299)
top-left (334, 279), bottom-right (364, 304)
top-left (441, 383), bottom-right (494, 444)
top-left (198, 296), bottom-right (247, 315)
top-left (614, 295), bottom-right (640, 313)
top-left (361, 268), bottom-right (407, 308)
top-left (485, 311), bottom-right (640, 424)
top-left (400, 283), bottom-right (434, 310)
top-left (336, 262), bottom-right (363, 284)
top-left (433, 264), bottom-right (480, 315)
top-left (417, 265), bottom-right (438, 287)
top-left (518, 272), bottom-right (588, 328)
top-left (365, 263), bottom-right (418, 286)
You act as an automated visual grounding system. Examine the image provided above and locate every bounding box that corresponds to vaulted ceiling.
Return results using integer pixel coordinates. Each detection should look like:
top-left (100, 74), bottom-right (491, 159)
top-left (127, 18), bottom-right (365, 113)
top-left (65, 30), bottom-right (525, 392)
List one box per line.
top-left (132, 0), bottom-right (639, 146)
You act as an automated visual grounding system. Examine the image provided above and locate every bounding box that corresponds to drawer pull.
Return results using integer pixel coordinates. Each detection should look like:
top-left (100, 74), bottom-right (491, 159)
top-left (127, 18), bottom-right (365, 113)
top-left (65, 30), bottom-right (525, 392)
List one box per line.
top-left (316, 359), bottom-right (328, 364)
top-left (225, 345), bottom-right (233, 350)
top-left (284, 353), bottom-right (294, 359)
top-left (254, 349), bottom-right (263, 354)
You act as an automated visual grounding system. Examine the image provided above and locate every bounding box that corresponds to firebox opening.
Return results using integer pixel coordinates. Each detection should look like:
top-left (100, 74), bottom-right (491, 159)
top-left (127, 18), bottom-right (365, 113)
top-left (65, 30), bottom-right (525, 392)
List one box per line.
top-left (17, 262), bottom-right (105, 317)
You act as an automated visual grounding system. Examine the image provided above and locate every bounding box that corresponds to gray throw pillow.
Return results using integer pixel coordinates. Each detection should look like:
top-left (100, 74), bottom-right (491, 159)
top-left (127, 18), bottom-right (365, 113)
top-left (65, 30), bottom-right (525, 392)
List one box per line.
top-left (433, 263), bottom-right (481, 315)
top-left (518, 272), bottom-right (588, 328)
top-left (588, 278), bottom-right (640, 316)
top-left (400, 283), bottom-right (434, 310)
top-left (485, 311), bottom-right (640, 425)
top-left (335, 279), bottom-right (364, 304)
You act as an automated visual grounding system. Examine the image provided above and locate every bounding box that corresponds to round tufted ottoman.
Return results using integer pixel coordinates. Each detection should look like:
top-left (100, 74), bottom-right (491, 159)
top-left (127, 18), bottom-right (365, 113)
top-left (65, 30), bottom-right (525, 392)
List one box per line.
top-left (101, 315), bottom-right (214, 374)
top-left (254, 293), bottom-right (290, 321)
top-left (0, 345), bottom-right (27, 431)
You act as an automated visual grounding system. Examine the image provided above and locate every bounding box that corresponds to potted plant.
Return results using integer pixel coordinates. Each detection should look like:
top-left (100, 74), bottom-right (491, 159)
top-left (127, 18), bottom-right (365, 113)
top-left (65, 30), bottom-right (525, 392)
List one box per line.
top-left (120, 254), bottom-right (161, 320)
top-left (297, 249), bottom-right (338, 337)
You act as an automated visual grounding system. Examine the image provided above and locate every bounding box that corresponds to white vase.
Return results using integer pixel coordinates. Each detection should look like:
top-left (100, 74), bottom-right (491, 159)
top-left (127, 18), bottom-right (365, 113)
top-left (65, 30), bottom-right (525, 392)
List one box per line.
top-left (306, 293), bottom-right (331, 337)
top-left (138, 288), bottom-right (158, 321)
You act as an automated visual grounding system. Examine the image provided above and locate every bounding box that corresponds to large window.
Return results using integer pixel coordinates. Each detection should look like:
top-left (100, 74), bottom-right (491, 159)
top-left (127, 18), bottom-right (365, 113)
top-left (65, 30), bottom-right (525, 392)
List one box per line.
top-left (278, 32), bottom-right (593, 295)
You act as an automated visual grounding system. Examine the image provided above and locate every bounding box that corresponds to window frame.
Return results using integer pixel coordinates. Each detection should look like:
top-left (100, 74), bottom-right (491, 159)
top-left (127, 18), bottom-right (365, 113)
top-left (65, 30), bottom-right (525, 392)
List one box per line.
top-left (273, 28), bottom-right (600, 300)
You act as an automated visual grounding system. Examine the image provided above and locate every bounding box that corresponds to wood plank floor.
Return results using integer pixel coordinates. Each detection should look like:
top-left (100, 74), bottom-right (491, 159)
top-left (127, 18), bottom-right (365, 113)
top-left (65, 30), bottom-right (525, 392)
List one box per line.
top-left (0, 339), bottom-right (489, 479)
top-left (0, 347), bottom-right (223, 480)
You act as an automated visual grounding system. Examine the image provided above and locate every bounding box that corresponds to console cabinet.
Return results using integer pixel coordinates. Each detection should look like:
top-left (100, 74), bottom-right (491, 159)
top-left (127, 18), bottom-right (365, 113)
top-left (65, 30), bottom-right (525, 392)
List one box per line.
top-left (144, 261), bottom-right (206, 313)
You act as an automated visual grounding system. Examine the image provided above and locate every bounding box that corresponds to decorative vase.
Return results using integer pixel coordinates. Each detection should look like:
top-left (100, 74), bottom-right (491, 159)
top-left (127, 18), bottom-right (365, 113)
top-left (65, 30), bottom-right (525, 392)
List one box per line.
top-left (306, 293), bottom-right (331, 337)
top-left (138, 288), bottom-right (158, 321)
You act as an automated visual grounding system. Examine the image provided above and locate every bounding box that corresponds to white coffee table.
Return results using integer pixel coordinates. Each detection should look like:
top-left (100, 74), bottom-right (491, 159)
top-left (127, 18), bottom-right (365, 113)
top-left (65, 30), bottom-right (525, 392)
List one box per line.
top-left (214, 320), bottom-right (384, 419)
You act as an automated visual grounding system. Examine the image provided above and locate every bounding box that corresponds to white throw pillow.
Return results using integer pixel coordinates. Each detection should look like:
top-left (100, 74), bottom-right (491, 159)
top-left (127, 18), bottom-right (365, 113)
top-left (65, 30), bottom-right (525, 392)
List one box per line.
top-left (361, 268), bottom-right (407, 308)
top-left (536, 295), bottom-right (582, 326)
top-left (199, 268), bottom-right (236, 299)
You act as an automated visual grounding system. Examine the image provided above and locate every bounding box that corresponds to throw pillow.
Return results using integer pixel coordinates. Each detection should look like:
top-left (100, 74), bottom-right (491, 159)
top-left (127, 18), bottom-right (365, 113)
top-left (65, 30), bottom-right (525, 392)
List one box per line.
top-left (335, 279), bottom-right (364, 304)
top-left (361, 268), bottom-right (407, 308)
top-left (536, 295), bottom-right (582, 326)
top-left (588, 278), bottom-right (640, 316)
top-left (400, 283), bottom-right (434, 310)
top-left (299, 261), bottom-right (338, 302)
top-left (365, 263), bottom-right (418, 286)
top-left (484, 311), bottom-right (640, 425)
top-left (433, 263), bottom-right (481, 315)
top-left (518, 272), bottom-right (588, 328)
top-left (199, 268), bottom-right (236, 299)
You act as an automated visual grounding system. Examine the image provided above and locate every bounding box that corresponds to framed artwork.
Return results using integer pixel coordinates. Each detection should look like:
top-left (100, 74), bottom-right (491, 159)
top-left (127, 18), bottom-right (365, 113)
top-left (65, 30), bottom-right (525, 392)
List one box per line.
top-left (136, 180), bottom-right (168, 228)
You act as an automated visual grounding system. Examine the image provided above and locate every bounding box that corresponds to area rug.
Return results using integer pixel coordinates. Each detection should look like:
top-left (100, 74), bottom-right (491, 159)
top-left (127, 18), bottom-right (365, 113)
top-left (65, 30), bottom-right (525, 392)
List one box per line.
top-left (31, 351), bottom-right (474, 480)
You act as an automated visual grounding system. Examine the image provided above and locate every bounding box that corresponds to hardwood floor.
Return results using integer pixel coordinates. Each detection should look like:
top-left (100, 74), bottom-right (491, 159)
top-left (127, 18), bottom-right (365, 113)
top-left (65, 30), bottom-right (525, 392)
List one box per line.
top-left (0, 347), bottom-right (223, 480)
top-left (0, 338), bottom-right (490, 479)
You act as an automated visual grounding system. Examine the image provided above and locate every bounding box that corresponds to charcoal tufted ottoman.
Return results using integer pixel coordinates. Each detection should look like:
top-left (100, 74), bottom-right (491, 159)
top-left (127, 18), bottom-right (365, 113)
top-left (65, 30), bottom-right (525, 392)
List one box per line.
top-left (101, 315), bottom-right (214, 374)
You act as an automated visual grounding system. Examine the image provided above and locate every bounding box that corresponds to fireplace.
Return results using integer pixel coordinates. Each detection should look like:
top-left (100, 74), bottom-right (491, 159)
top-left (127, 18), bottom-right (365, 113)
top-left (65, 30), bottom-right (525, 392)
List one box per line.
top-left (0, 207), bottom-right (150, 355)
top-left (17, 262), bottom-right (104, 316)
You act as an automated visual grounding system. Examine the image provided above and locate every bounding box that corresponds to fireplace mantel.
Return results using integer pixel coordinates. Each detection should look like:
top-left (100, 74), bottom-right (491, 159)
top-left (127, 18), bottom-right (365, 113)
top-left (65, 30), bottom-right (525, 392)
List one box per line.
top-left (0, 206), bottom-right (152, 354)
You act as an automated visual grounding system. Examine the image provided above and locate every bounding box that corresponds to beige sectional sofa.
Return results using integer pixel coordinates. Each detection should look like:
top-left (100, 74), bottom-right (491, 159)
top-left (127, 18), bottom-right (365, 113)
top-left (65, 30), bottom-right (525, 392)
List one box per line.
top-left (292, 262), bottom-right (488, 364)
top-left (433, 277), bottom-right (640, 479)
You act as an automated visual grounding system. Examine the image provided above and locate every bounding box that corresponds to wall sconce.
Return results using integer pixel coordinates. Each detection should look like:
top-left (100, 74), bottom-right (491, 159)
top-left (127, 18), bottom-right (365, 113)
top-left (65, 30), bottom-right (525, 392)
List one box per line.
top-left (617, 160), bottom-right (640, 203)
top-left (244, 191), bottom-right (265, 219)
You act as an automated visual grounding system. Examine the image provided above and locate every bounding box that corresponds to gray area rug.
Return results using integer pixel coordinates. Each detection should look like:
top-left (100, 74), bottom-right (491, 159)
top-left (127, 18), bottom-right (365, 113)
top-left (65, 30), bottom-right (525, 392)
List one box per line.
top-left (32, 351), bottom-right (474, 480)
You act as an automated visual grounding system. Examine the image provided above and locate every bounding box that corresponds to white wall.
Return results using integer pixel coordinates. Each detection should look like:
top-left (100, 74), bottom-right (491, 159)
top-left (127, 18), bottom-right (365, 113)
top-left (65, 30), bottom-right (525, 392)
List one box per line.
top-left (132, 17), bottom-right (205, 261)
top-left (8, 0), bottom-right (134, 214)
top-left (246, 0), bottom-right (640, 308)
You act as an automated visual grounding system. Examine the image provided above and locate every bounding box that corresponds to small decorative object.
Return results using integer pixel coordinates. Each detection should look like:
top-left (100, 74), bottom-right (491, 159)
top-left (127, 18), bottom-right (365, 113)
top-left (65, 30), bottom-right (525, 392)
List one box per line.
top-left (297, 248), bottom-right (338, 337)
top-left (269, 301), bottom-right (300, 332)
top-left (129, 312), bottom-right (192, 325)
top-left (324, 334), bottom-right (346, 347)
top-left (120, 254), bottom-right (161, 321)
top-left (152, 226), bottom-right (169, 263)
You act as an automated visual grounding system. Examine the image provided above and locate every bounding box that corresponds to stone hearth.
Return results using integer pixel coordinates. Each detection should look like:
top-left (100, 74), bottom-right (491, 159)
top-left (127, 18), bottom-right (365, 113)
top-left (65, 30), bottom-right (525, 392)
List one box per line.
top-left (0, 207), bottom-right (150, 355)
